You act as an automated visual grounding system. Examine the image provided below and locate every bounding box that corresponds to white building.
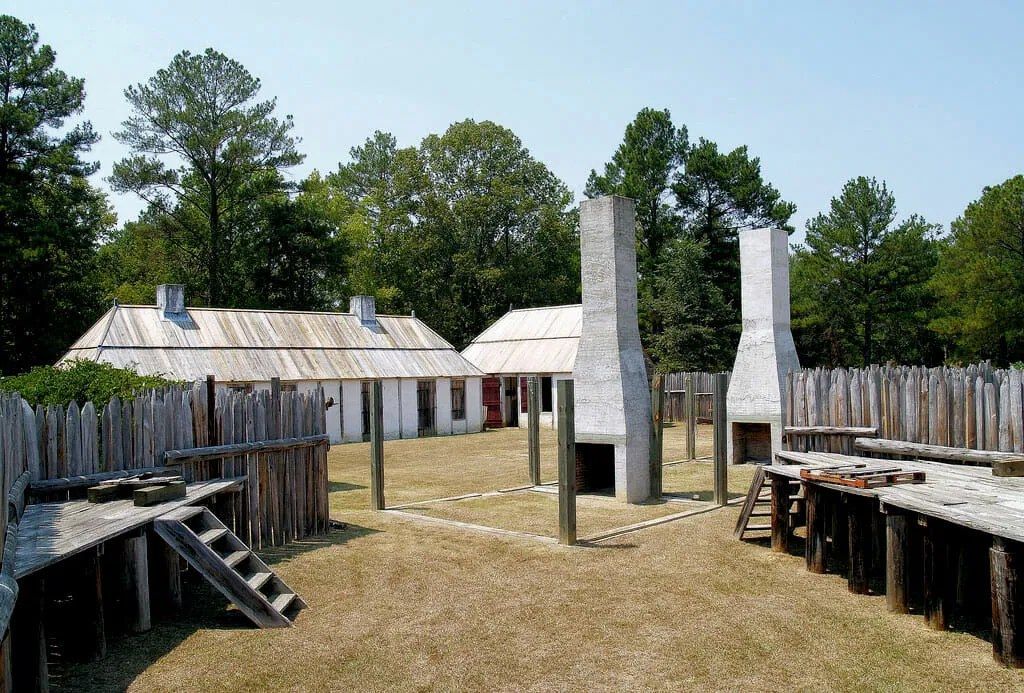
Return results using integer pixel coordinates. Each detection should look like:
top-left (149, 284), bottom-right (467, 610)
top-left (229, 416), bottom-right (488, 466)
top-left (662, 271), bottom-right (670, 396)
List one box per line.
top-left (461, 304), bottom-right (581, 429)
top-left (60, 286), bottom-right (485, 444)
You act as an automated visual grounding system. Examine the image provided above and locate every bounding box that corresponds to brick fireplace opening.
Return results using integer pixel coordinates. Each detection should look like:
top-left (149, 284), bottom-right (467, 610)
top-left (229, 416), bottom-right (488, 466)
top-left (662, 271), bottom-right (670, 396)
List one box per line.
top-left (575, 443), bottom-right (615, 493)
top-left (731, 422), bottom-right (772, 464)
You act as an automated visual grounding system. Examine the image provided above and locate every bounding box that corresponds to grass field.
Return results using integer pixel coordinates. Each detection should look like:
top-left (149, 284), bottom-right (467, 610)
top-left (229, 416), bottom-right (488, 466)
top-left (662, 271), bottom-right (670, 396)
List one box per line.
top-left (59, 424), bottom-right (1024, 691)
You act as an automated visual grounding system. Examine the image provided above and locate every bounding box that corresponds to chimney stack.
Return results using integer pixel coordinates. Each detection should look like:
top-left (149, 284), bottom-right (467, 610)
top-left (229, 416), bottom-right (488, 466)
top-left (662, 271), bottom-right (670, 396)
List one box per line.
top-left (349, 295), bottom-right (377, 327)
top-left (156, 284), bottom-right (185, 320)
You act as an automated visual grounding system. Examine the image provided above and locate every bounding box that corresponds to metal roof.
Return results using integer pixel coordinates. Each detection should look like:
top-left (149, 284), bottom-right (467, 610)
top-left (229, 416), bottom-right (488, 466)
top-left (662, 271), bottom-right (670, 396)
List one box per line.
top-left (460, 304), bottom-right (581, 375)
top-left (61, 305), bottom-right (484, 382)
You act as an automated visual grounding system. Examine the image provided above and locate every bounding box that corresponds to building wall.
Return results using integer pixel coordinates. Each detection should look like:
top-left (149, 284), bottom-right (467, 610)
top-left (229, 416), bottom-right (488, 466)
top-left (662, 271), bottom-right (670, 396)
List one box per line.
top-left (340, 380), bottom-right (362, 443)
top-left (321, 380), bottom-right (342, 443)
top-left (465, 376), bottom-right (484, 433)
top-left (435, 378), bottom-right (453, 435)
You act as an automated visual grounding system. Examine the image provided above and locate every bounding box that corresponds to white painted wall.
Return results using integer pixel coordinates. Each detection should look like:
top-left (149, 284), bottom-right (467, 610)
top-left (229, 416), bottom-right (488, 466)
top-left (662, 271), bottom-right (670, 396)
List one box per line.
top-left (399, 379), bottom-right (418, 438)
top-left (435, 378), bottom-right (453, 435)
top-left (341, 380), bottom-right (363, 443)
top-left (383, 379), bottom-right (402, 440)
top-left (466, 376), bottom-right (483, 433)
top-left (321, 380), bottom-right (342, 443)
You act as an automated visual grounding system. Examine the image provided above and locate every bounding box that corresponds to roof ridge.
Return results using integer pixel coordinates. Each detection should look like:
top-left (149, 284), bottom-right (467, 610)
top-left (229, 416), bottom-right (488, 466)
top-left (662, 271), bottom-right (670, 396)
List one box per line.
top-left (507, 304), bottom-right (582, 312)
top-left (113, 305), bottom-right (421, 319)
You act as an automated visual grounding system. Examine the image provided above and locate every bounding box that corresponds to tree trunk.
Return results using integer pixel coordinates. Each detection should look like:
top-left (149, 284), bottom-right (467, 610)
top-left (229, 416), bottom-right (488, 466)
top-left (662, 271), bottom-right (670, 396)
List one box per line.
top-left (209, 187), bottom-right (221, 305)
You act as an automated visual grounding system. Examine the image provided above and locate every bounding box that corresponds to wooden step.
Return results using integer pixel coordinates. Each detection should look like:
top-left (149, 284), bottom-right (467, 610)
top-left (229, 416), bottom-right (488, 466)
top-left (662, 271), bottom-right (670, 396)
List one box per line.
top-left (223, 550), bottom-right (251, 569)
top-left (154, 507), bottom-right (304, 629)
top-left (198, 527), bottom-right (228, 545)
top-left (270, 592), bottom-right (297, 613)
top-left (750, 511), bottom-right (770, 517)
top-left (745, 524), bottom-right (771, 532)
top-left (246, 571), bottom-right (273, 591)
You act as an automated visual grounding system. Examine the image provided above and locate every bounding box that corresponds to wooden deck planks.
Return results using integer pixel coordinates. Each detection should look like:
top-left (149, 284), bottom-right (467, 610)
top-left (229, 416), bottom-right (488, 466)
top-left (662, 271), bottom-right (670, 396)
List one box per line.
top-left (14, 478), bottom-right (244, 579)
top-left (769, 451), bottom-right (1024, 544)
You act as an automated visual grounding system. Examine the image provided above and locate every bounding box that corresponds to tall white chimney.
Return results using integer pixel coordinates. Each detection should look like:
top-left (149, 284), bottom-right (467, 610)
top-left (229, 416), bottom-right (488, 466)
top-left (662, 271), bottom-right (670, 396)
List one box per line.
top-left (572, 196), bottom-right (651, 503)
top-left (726, 228), bottom-right (800, 463)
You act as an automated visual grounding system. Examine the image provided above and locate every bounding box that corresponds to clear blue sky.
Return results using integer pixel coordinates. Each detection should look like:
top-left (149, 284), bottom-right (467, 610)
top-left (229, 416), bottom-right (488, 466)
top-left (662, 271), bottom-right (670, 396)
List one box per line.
top-left (12, 1), bottom-right (1024, 242)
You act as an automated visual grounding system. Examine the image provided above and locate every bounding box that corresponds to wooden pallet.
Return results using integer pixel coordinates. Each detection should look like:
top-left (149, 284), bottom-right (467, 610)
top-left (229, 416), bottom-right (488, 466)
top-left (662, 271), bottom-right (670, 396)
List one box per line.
top-left (734, 467), bottom-right (802, 539)
top-left (799, 467), bottom-right (926, 489)
top-left (154, 506), bottom-right (305, 628)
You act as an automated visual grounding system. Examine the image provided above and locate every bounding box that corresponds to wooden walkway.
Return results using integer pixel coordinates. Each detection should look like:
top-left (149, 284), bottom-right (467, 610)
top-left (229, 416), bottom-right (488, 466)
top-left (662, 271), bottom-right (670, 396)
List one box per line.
top-left (765, 451), bottom-right (1024, 667)
top-left (15, 478), bottom-right (244, 579)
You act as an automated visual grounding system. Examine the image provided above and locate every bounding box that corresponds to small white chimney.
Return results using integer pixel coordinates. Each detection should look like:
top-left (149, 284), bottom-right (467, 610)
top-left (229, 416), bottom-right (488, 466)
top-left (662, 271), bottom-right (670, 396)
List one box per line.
top-left (349, 295), bottom-right (377, 327)
top-left (726, 228), bottom-right (800, 463)
top-left (156, 284), bottom-right (185, 320)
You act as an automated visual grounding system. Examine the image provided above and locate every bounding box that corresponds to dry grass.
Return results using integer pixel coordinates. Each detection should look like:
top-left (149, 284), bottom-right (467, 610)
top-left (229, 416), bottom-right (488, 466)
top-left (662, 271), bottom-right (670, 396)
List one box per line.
top-left (58, 424), bottom-right (1024, 692)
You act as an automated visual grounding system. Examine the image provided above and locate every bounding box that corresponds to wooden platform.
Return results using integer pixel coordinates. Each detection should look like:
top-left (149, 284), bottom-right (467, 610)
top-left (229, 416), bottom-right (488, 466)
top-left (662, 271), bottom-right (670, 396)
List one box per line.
top-left (772, 451), bottom-right (1024, 543)
top-left (15, 478), bottom-right (244, 579)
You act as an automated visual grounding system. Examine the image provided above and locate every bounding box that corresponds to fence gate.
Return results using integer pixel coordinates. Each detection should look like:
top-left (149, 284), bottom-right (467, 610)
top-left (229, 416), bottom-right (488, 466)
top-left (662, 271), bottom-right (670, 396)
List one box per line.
top-left (417, 380), bottom-right (436, 436)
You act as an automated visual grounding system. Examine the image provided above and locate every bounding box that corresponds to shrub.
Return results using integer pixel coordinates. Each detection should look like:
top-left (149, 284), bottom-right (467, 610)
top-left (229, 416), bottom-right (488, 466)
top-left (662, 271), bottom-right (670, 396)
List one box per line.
top-left (0, 360), bottom-right (179, 407)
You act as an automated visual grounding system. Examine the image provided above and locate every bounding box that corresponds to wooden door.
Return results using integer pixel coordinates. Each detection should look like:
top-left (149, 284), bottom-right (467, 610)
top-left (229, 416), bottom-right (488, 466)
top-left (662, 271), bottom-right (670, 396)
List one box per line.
top-left (482, 377), bottom-right (503, 427)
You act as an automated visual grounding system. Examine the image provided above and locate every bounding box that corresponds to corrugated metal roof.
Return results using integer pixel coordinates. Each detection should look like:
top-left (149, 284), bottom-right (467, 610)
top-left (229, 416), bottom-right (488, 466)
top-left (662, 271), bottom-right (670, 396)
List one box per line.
top-left (61, 305), bottom-right (484, 381)
top-left (461, 304), bottom-right (581, 375)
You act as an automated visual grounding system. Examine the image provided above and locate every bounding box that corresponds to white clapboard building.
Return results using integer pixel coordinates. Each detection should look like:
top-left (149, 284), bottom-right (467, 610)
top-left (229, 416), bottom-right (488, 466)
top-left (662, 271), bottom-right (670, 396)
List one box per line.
top-left (60, 285), bottom-right (485, 444)
top-left (461, 304), bottom-right (581, 429)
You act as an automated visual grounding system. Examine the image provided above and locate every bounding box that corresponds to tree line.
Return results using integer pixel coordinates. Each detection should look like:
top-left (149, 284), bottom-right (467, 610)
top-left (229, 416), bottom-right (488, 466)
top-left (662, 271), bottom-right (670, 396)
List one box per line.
top-left (2, 14), bottom-right (1022, 376)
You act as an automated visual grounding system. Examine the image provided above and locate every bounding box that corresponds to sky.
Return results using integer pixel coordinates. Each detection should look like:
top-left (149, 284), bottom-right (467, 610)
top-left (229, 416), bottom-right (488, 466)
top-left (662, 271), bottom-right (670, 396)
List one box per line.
top-left (11, 1), bottom-right (1024, 243)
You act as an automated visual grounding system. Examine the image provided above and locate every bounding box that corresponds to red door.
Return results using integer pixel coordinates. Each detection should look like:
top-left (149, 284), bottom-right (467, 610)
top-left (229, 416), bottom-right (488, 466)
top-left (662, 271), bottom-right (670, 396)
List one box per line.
top-left (482, 377), bottom-right (503, 428)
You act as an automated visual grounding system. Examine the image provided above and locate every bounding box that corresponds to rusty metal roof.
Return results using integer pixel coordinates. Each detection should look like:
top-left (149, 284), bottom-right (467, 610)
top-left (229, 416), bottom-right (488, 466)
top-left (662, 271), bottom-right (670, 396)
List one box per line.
top-left (461, 304), bottom-right (581, 375)
top-left (61, 305), bottom-right (484, 382)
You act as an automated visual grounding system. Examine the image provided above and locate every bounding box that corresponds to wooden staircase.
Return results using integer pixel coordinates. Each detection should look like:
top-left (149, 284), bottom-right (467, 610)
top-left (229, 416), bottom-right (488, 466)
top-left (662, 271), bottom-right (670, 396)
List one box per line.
top-left (734, 466), bottom-right (803, 540)
top-left (154, 506), bottom-right (305, 628)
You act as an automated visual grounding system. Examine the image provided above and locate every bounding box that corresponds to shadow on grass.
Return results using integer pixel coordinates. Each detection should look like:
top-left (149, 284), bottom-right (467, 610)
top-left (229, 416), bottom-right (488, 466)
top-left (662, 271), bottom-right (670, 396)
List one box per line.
top-left (329, 480), bottom-right (366, 493)
top-left (51, 524), bottom-right (377, 693)
top-left (662, 490), bottom-right (744, 503)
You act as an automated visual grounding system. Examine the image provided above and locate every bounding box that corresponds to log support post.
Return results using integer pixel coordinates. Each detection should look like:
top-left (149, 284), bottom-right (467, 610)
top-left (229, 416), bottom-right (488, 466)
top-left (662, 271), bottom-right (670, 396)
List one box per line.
top-left (804, 482), bottom-right (826, 574)
top-left (79, 547), bottom-right (106, 661)
top-left (11, 575), bottom-right (47, 692)
top-left (885, 508), bottom-right (912, 614)
top-left (990, 536), bottom-right (1023, 667)
top-left (125, 530), bottom-right (152, 633)
top-left (827, 490), bottom-right (849, 575)
top-left (712, 373), bottom-right (728, 505)
top-left (369, 380), bottom-right (385, 511)
top-left (922, 518), bottom-right (953, 631)
top-left (846, 496), bottom-right (873, 594)
top-left (769, 474), bottom-right (791, 553)
top-left (684, 373), bottom-right (696, 461)
top-left (527, 377), bottom-right (541, 487)
top-left (557, 380), bottom-right (576, 546)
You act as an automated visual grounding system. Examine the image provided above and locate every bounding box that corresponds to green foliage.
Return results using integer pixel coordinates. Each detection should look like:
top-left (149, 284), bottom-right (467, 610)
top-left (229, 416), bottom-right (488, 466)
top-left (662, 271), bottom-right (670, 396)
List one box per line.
top-left (330, 120), bottom-right (579, 348)
top-left (931, 175), bottom-right (1024, 364)
top-left (0, 360), bottom-right (178, 407)
top-left (586, 107), bottom-right (795, 370)
top-left (791, 176), bottom-right (941, 366)
top-left (109, 48), bottom-right (304, 306)
top-left (0, 15), bottom-right (111, 374)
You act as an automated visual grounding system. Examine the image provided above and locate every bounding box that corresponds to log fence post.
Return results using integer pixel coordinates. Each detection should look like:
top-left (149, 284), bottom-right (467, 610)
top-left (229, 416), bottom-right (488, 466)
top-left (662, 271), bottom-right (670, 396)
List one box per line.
top-left (557, 380), bottom-right (576, 546)
top-left (527, 377), bottom-right (541, 486)
top-left (650, 373), bottom-right (664, 499)
top-left (685, 373), bottom-right (696, 461)
top-left (369, 380), bottom-right (385, 511)
top-left (712, 373), bottom-right (728, 505)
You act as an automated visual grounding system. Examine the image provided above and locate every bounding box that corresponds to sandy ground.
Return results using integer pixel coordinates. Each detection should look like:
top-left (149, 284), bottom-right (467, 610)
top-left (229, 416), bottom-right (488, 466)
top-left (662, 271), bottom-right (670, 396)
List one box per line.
top-left (56, 424), bottom-right (1024, 692)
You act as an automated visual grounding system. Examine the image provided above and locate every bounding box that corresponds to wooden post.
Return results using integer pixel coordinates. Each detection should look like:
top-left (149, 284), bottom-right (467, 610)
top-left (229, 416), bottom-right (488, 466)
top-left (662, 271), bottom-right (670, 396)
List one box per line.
top-left (369, 380), bottom-right (385, 511)
top-left (11, 576), bottom-right (47, 692)
top-left (712, 373), bottom-right (728, 505)
top-left (650, 373), bottom-right (664, 499)
top-left (206, 375), bottom-right (217, 447)
top-left (557, 380), bottom-right (576, 546)
top-left (685, 373), bottom-right (696, 461)
top-left (80, 548), bottom-right (106, 661)
top-left (847, 496), bottom-right (873, 594)
top-left (769, 474), bottom-right (791, 553)
top-left (804, 483), bottom-right (827, 573)
top-left (149, 531), bottom-right (183, 617)
top-left (922, 519), bottom-right (952, 631)
top-left (527, 376), bottom-right (541, 486)
top-left (990, 536), bottom-right (1023, 667)
top-left (125, 530), bottom-right (152, 633)
top-left (886, 509), bottom-right (912, 614)
top-left (827, 491), bottom-right (849, 575)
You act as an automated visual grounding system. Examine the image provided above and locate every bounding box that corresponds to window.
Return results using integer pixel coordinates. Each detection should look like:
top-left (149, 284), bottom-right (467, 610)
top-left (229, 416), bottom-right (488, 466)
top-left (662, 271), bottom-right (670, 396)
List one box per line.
top-left (361, 381), bottom-right (371, 437)
top-left (228, 383), bottom-right (253, 395)
top-left (541, 376), bottom-right (553, 413)
top-left (281, 382), bottom-right (297, 393)
top-left (451, 379), bottom-right (466, 420)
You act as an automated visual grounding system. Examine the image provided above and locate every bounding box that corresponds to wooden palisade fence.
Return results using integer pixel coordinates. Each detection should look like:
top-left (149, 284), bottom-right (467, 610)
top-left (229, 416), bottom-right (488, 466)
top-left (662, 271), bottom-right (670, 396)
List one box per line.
top-left (663, 372), bottom-right (717, 422)
top-left (786, 363), bottom-right (1024, 453)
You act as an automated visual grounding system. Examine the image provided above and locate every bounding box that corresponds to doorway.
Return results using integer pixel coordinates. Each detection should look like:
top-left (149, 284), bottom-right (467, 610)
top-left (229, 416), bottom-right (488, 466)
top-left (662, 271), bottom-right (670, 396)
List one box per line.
top-left (503, 376), bottom-right (519, 427)
top-left (417, 380), bottom-right (436, 437)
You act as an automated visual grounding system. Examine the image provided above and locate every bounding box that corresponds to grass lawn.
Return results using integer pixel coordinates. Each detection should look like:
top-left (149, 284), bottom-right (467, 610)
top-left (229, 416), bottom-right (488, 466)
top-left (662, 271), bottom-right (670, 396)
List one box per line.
top-left (59, 424), bottom-right (1024, 691)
